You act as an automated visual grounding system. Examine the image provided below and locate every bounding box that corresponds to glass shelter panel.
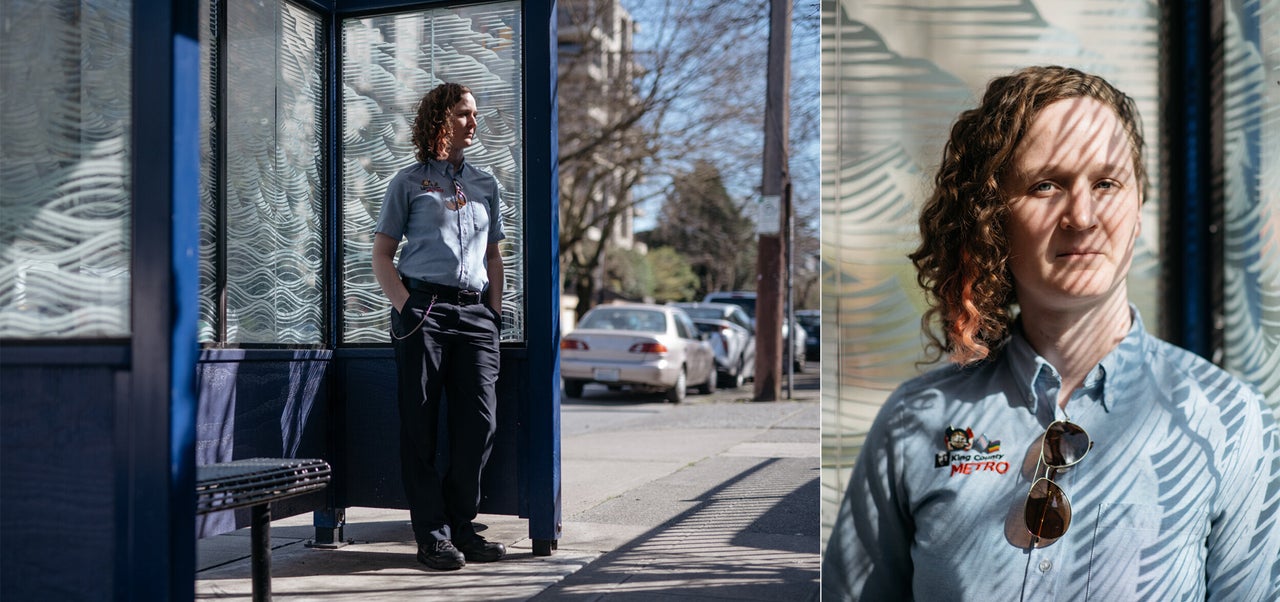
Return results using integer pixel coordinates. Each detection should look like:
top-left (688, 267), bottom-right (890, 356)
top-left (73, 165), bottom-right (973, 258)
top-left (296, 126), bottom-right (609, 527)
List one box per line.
top-left (342, 1), bottom-right (526, 344)
top-left (198, 0), bottom-right (219, 342)
top-left (0, 0), bottom-right (132, 338)
top-left (216, 0), bottom-right (325, 344)
top-left (1222, 0), bottom-right (1280, 417)
top-left (819, 0), bottom-right (1162, 549)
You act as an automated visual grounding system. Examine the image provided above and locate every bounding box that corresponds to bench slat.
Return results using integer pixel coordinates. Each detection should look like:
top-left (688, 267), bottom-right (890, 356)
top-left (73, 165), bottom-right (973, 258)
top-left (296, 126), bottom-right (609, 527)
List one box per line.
top-left (196, 458), bottom-right (330, 515)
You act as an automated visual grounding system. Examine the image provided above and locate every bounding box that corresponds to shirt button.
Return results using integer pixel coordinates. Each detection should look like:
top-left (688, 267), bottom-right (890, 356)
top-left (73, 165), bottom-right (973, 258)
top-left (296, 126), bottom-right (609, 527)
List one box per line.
top-left (1039, 559), bottom-right (1052, 573)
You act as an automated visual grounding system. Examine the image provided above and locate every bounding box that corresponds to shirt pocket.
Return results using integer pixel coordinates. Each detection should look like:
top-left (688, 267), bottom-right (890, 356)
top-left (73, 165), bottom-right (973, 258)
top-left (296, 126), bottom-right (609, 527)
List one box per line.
top-left (472, 194), bottom-right (491, 237)
top-left (409, 191), bottom-right (448, 226)
top-left (1085, 503), bottom-right (1207, 601)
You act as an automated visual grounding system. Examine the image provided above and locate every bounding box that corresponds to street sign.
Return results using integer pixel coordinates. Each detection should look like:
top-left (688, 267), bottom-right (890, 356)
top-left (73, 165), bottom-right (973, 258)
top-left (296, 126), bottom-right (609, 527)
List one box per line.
top-left (757, 195), bottom-right (780, 234)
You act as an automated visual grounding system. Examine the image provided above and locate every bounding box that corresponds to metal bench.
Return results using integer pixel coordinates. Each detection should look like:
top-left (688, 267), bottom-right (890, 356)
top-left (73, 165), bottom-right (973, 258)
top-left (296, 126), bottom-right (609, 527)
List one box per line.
top-left (196, 458), bottom-right (331, 601)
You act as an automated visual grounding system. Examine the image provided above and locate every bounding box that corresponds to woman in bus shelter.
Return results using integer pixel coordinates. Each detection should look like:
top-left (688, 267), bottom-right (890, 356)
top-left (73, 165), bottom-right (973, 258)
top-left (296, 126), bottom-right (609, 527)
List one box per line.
top-left (372, 82), bottom-right (507, 571)
top-left (822, 66), bottom-right (1280, 600)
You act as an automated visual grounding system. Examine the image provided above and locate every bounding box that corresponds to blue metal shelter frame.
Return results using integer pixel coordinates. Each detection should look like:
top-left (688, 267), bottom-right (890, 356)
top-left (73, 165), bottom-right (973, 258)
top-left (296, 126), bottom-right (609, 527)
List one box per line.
top-left (1159, 0), bottom-right (1224, 358)
top-left (126, 4), bottom-right (201, 598)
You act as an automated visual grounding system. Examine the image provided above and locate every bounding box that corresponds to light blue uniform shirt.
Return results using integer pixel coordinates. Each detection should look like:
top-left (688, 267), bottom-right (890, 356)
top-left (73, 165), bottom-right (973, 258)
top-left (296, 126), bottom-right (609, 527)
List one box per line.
top-left (375, 158), bottom-right (505, 292)
top-left (823, 309), bottom-right (1280, 601)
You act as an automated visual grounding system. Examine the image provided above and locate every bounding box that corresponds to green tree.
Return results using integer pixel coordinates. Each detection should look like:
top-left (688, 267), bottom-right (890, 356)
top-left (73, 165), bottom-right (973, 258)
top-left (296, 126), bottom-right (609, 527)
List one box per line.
top-left (603, 246), bottom-right (655, 301)
top-left (646, 160), bottom-right (756, 298)
top-left (647, 246), bottom-right (699, 302)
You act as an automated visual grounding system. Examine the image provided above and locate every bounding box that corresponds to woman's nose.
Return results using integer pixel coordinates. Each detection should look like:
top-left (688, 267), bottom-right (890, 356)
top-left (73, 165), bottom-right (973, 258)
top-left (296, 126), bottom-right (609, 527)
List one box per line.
top-left (1059, 184), bottom-right (1097, 230)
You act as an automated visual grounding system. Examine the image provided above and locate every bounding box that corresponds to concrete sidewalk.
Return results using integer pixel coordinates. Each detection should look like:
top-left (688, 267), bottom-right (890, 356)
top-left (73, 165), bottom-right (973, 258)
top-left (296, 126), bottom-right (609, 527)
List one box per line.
top-left (196, 382), bottom-right (819, 600)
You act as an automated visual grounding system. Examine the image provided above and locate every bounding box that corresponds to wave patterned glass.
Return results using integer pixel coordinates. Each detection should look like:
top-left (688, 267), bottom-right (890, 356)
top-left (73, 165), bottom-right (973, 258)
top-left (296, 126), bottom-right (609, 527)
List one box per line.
top-left (342, 1), bottom-right (525, 344)
top-left (198, 0), bottom-right (219, 343)
top-left (221, 0), bottom-right (325, 344)
top-left (819, 0), bottom-right (1162, 549)
top-left (1223, 0), bottom-right (1280, 417)
top-left (0, 0), bottom-right (131, 338)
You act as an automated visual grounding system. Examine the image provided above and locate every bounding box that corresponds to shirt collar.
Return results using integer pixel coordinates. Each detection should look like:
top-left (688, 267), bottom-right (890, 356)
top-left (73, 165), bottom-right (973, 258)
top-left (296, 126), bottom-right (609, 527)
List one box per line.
top-left (427, 157), bottom-right (467, 178)
top-left (1005, 324), bottom-right (1056, 414)
top-left (1100, 305), bottom-right (1148, 410)
top-left (1005, 304), bottom-right (1148, 415)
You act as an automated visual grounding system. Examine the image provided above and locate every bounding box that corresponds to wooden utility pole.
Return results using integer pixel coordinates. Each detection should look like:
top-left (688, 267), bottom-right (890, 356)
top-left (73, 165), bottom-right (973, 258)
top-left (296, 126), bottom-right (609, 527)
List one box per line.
top-left (754, 0), bottom-right (791, 401)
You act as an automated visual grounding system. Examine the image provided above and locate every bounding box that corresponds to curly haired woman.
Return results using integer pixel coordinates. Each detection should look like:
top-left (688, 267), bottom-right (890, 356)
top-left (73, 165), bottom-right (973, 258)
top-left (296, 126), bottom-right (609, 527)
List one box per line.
top-left (823, 66), bottom-right (1279, 601)
top-left (372, 82), bottom-right (507, 570)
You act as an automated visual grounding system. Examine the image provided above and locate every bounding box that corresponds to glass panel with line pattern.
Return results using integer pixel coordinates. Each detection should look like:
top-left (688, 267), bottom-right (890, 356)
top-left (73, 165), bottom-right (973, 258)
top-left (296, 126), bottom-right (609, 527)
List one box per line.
top-left (198, 0), bottom-right (219, 343)
top-left (1222, 0), bottom-right (1280, 417)
top-left (0, 0), bottom-right (132, 338)
top-left (217, 0), bottom-right (325, 344)
top-left (341, 1), bottom-right (525, 344)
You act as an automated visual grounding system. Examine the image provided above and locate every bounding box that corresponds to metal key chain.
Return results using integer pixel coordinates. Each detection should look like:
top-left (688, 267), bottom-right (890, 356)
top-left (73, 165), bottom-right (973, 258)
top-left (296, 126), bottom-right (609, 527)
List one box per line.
top-left (390, 295), bottom-right (437, 340)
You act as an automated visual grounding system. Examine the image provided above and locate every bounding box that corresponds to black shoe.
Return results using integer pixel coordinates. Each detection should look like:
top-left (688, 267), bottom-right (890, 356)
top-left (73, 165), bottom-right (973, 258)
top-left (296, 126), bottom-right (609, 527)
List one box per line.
top-left (417, 539), bottom-right (465, 570)
top-left (455, 535), bottom-right (506, 562)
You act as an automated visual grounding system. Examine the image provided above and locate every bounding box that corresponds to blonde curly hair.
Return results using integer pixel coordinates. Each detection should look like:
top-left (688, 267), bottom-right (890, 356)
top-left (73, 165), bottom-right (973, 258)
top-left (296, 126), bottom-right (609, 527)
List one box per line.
top-left (908, 66), bottom-right (1147, 364)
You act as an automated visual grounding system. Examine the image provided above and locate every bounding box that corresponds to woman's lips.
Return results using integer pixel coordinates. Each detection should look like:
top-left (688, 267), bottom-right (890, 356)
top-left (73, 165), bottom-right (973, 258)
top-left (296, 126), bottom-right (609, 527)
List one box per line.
top-left (1056, 248), bottom-right (1102, 258)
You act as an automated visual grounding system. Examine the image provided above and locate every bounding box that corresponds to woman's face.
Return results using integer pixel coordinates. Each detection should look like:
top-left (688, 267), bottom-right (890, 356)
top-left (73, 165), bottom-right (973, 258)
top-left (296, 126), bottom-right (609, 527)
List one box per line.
top-left (448, 93), bottom-right (478, 153)
top-left (1002, 96), bottom-right (1143, 315)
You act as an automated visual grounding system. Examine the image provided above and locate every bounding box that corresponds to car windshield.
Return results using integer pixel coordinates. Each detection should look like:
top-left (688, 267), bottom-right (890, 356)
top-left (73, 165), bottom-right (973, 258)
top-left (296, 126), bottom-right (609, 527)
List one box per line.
top-left (710, 297), bottom-right (755, 318)
top-left (579, 309), bottom-right (666, 333)
top-left (680, 307), bottom-right (725, 320)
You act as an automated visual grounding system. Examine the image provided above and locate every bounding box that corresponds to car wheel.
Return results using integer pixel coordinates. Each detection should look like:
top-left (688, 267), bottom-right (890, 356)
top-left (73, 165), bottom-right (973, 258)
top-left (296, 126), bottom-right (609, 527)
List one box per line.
top-left (564, 379), bottom-right (586, 398)
top-left (665, 368), bottom-right (687, 403)
top-left (697, 365), bottom-right (716, 395)
top-left (720, 357), bottom-right (746, 389)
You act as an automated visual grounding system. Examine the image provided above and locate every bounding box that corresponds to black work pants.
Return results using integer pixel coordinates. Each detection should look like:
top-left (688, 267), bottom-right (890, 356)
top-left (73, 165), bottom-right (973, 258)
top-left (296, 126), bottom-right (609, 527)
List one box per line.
top-left (391, 294), bottom-right (500, 545)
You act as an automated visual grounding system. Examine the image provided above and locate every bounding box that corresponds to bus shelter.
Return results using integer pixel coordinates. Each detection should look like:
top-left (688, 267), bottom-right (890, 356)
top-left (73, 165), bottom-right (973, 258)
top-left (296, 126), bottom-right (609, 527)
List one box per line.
top-left (0, 1), bottom-right (561, 599)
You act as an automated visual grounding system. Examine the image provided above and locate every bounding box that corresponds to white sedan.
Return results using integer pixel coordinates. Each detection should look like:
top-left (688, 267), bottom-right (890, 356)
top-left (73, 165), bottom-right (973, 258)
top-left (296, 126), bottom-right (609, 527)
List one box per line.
top-left (560, 303), bottom-right (717, 403)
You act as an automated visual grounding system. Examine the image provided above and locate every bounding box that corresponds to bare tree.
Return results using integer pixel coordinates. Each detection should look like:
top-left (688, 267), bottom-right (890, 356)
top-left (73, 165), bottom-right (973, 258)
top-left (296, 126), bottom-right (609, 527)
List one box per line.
top-left (558, 0), bottom-right (771, 317)
top-left (789, 0), bottom-right (821, 219)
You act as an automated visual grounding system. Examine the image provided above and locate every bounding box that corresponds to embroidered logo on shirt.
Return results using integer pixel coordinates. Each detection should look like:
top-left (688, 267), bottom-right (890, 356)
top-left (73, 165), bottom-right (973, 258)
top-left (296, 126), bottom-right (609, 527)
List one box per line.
top-left (938, 425), bottom-right (1009, 476)
top-left (420, 179), bottom-right (445, 193)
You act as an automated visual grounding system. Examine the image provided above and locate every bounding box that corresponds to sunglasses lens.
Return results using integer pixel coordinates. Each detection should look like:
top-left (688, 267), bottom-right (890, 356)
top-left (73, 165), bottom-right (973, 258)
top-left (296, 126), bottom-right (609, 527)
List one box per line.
top-left (1043, 421), bottom-right (1090, 467)
top-left (1025, 478), bottom-right (1071, 539)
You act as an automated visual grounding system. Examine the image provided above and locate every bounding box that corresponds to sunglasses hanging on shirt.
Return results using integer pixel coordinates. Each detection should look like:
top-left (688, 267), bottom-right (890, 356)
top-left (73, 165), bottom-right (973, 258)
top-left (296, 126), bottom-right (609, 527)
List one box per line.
top-left (1024, 419), bottom-right (1093, 540)
top-left (446, 178), bottom-right (468, 211)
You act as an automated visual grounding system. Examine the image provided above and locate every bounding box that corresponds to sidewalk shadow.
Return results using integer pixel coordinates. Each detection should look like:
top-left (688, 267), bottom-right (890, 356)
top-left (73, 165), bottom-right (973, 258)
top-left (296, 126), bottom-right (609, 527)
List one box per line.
top-left (198, 517), bottom-right (597, 602)
top-left (533, 457), bottom-right (820, 600)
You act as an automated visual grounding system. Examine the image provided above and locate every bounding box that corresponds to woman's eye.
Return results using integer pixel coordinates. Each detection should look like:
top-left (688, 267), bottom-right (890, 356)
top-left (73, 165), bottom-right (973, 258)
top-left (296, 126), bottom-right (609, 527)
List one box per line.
top-left (1033, 182), bottom-right (1054, 193)
top-left (1096, 180), bottom-right (1116, 190)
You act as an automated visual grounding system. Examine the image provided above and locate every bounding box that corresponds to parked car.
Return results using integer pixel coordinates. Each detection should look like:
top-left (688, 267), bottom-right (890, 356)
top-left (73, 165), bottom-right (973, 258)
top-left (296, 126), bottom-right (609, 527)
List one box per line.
top-left (560, 303), bottom-right (717, 403)
top-left (796, 309), bottom-right (820, 362)
top-left (670, 302), bottom-right (756, 389)
top-left (702, 291), bottom-right (807, 372)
